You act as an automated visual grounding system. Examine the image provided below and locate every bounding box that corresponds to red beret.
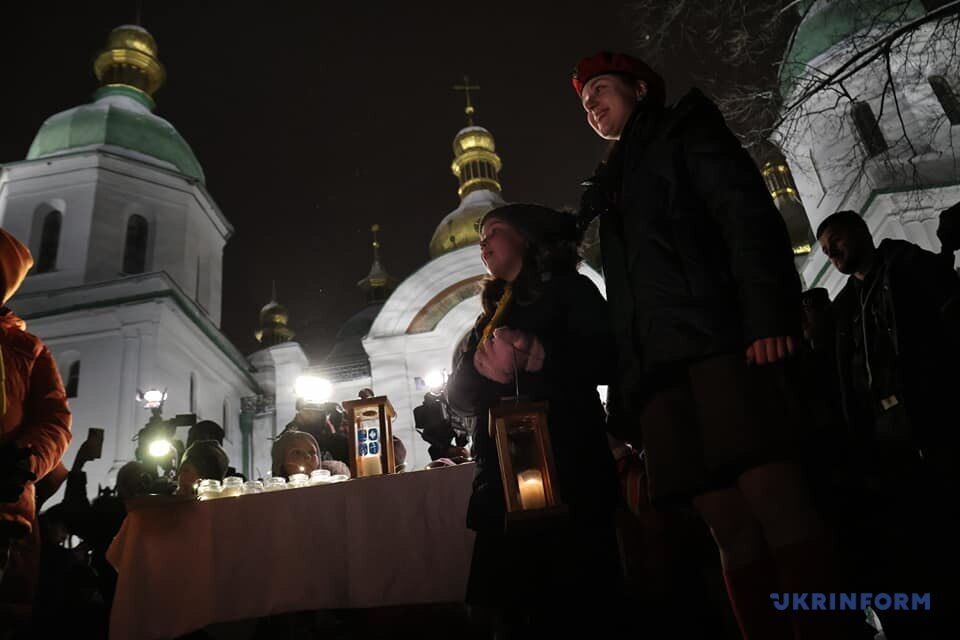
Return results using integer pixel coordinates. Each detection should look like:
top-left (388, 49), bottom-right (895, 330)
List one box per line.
top-left (571, 51), bottom-right (664, 103)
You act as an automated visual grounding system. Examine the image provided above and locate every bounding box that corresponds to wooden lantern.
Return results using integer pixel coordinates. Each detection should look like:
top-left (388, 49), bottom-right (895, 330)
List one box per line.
top-left (343, 396), bottom-right (397, 478)
top-left (489, 400), bottom-right (566, 523)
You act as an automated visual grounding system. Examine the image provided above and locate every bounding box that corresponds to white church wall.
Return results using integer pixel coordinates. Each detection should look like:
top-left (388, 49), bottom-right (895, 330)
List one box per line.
top-left (7, 279), bottom-right (259, 499)
top-left (25, 317), bottom-right (126, 497)
top-left (249, 342), bottom-right (308, 436)
top-left (779, 16), bottom-right (960, 296)
top-left (328, 377), bottom-right (375, 408)
top-left (0, 159), bottom-right (98, 293)
top-left (1, 152), bottom-right (231, 325)
top-left (250, 413), bottom-right (275, 480)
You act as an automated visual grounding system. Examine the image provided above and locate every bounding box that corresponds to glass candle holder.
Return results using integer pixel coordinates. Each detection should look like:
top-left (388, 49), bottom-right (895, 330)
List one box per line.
top-left (329, 474), bottom-right (349, 483)
top-left (264, 477), bottom-right (287, 492)
top-left (288, 473), bottom-right (309, 487)
top-left (221, 476), bottom-right (243, 497)
top-left (197, 479), bottom-right (222, 501)
top-left (241, 480), bottom-right (263, 495)
top-left (310, 469), bottom-right (331, 484)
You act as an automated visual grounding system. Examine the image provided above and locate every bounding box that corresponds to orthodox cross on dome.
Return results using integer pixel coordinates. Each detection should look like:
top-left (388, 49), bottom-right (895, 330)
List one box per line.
top-left (453, 75), bottom-right (480, 126)
top-left (371, 223), bottom-right (382, 259)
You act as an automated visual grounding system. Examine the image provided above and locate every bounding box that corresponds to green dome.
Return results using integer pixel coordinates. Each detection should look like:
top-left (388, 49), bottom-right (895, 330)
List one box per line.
top-left (780, 0), bottom-right (926, 97)
top-left (26, 86), bottom-right (205, 183)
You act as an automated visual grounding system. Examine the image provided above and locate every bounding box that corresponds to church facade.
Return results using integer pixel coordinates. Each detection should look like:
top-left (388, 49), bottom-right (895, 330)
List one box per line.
top-left (775, 0), bottom-right (960, 292)
top-left (0, 26), bottom-right (289, 493)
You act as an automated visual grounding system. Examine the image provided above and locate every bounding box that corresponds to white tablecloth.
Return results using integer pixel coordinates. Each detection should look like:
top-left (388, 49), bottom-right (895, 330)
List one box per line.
top-left (107, 463), bottom-right (476, 640)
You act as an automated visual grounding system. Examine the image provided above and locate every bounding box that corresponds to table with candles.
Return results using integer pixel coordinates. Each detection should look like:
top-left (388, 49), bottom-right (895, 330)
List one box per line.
top-left (106, 462), bottom-right (476, 640)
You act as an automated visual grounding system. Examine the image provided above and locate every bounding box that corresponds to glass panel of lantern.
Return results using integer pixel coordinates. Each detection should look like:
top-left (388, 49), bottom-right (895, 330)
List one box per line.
top-left (489, 401), bottom-right (565, 520)
top-left (343, 396), bottom-right (397, 478)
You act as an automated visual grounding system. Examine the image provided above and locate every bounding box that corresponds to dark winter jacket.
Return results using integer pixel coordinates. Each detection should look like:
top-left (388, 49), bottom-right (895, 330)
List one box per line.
top-left (583, 90), bottom-right (800, 414)
top-left (445, 271), bottom-right (619, 532)
top-left (832, 238), bottom-right (960, 447)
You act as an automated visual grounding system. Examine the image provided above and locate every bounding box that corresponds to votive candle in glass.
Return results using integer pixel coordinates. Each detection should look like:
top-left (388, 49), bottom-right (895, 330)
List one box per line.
top-left (241, 480), bottom-right (264, 495)
top-left (310, 469), bottom-right (331, 484)
top-left (221, 476), bottom-right (243, 497)
top-left (197, 479), bottom-right (222, 501)
top-left (264, 477), bottom-right (287, 492)
top-left (288, 473), bottom-right (309, 487)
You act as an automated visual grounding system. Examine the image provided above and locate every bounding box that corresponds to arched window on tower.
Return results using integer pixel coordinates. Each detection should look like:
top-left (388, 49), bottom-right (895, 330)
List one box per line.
top-left (36, 210), bottom-right (62, 273)
top-left (65, 360), bottom-right (80, 399)
top-left (189, 373), bottom-right (196, 414)
top-left (122, 215), bottom-right (149, 274)
top-left (929, 76), bottom-right (960, 126)
top-left (851, 101), bottom-right (888, 158)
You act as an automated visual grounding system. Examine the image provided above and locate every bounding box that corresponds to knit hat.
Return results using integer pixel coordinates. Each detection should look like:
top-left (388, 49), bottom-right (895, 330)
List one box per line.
top-left (187, 420), bottom-right (225, 448)
top-left (270, 429), bottom-right (320, 477)
top-left (480, 204), bottom-right (581, 248)
top-left (572, 51), bottom-right (665, 105)
top-left (180, 440), bottom-right (230, 481)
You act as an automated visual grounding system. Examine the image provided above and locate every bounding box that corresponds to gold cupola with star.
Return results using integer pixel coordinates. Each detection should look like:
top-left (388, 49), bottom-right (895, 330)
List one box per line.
top-left (429, 76), bottom-right (506, 258)
top-left (27, 24), bottom-right (205, 183)
top-left (93, 25), bottom-right (167, 99)
top-left (256, 282), bottom-right (295, 346)
top-left (358, 224), bottom-right (398, 303)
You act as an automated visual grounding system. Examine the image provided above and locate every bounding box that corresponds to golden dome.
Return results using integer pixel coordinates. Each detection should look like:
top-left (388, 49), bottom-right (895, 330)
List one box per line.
top-left (451, 126), bottom-right (502, 198)
top-left (453, 128), bottom-right (496, 155)
top-left (255, 284), bottom-right (295, 346)
top-left (259, 301), bottom-right (289, 326)
top-left (429, 190), bottom-right (505, 258)
top-left (431, 78), bottom-right (506, 258)
top-left (94, 25), bottom-right (166, 97)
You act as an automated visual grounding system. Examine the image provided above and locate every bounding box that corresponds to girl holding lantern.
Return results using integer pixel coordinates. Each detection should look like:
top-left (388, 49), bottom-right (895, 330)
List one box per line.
top-left (446, 204), bottom-right (622, 634)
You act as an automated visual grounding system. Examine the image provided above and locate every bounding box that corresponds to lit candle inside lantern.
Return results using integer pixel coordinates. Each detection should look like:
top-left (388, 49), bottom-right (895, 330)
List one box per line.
top-left (517, 470), bottom-right (547, 510)
top-left (360, 455), bottom-right (383, 477)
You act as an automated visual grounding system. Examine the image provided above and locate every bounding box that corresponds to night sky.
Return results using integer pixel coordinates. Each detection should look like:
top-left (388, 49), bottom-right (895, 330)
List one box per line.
top-left (0, 1), bottom-right (696, 361)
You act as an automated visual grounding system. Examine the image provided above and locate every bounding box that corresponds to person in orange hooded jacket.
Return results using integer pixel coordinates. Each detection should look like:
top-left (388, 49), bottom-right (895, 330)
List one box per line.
top-left (0, 228), bottom-right (72, 627)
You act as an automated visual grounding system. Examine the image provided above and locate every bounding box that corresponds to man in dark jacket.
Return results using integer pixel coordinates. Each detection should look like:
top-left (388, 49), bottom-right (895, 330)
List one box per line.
top-left (818, 211), bottom-right (960, 638)
top-left (818, 210), bottom-right (960, 473)
top-left (573, 52), bottom-right (856, 639)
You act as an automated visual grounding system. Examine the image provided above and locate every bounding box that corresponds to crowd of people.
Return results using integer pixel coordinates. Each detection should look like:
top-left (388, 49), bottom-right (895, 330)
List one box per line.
top-left (2, 50), bottom-right (959, 640)
top-left (444, 52), bottom-right (960, 640)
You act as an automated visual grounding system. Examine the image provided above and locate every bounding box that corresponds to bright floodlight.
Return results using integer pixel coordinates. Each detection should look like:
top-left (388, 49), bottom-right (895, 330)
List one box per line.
top-left (295, 375), bottom-right (333, 405)
top-left (142, 389), bottom-right (165, 403)
top-left (139, 389), bottom-right (167, 409)
top-left (147, 439), bottom-right (173, 458)
top-left (424, 370), bottom-right (445, 391)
